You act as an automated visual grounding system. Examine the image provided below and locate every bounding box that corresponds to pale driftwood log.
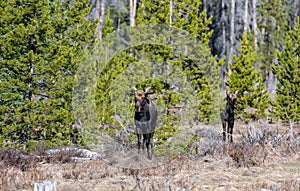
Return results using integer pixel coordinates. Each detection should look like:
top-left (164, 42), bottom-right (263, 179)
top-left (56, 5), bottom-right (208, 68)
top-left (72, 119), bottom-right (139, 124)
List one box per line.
top-left (46, 147), bottom-right (100, 160)
top-left (34, 180), bottom-right (56, 191)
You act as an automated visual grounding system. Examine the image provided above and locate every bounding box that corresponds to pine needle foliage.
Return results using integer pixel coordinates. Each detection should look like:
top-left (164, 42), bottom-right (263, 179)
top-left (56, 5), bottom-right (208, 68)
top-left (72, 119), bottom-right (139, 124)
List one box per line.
top-left (227, 33), bottom-right (270, 121)
top-left (272, 18), bottom-right (300, 124)
top-left (0, 0), bottom-right (97, 149)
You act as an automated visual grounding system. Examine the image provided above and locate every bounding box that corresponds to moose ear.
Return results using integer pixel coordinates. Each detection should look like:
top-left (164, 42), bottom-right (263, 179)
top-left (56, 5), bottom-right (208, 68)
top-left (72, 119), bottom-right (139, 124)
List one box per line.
top-left (126, 91), bottom-right (135, 95)
top-left (145, 87), bottom-right (154, 96)
top-left (126, 87), bottom-right (137, 95)
top-left (145, 87), bottom-right (151, 93)
top-left (226, 90), bottom-right (230, 96)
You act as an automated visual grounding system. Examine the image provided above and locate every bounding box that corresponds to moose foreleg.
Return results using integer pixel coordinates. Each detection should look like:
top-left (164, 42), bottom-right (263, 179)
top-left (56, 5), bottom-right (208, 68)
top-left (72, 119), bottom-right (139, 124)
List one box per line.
top-left (228, 120), bottom-right (234, 142)
top-left (222, 122), bottom-right (227, 142)
top-left (221, 114), bottom-right (227, 141)
top-left (137, 133), bottom-right (142, 153)
top-left (145, 133), bottom-right (154, 160)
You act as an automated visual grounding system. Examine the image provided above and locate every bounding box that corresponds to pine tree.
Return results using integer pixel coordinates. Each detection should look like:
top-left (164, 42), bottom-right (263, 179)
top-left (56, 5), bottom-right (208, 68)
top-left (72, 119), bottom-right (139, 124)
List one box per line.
top-left (91, 0), bottom-right (222, 154)
top-left (257, 0), bottom-right (290, 90)
top-left (0, 0), bottom-right (97, 148)
top-left (135, 0), bottom-right (222, 124)
top-left (227, 33), bottom-right (270, 121)
top-left (272, 18), bottom-right (300, 138)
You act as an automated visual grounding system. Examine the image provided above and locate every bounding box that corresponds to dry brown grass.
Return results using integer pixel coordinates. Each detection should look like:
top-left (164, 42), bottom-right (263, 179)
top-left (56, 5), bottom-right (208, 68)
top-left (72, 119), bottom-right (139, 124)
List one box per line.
top-left (1, 122), bottom-right (300, 191)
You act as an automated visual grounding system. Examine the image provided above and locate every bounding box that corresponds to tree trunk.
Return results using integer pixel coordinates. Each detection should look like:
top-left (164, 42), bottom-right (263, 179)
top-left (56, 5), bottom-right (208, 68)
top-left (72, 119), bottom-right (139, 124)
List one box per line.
top-left (96, 0), bottom-right (105, 40)
top-left (203, 0), bottom-right (207, 11)
top-left (252, 0), bottom-right (257, 50)
top-left (228, 0), bottom-right (235, 74)
top-left (244, 0), bottom-right (248, 32)
top-left (130, 0), bottom-right (137, 27)
top-left (96, 0), bottom-right (100, 38)
top-left (292, 0), bottom-right (299, 28)
top-left (221, 0), bottom-right (227, 88)
top-left (169, 0), bottom-right (173, 26)
top-left (261, 19), bottom-right (266, 46)
top-left (259, 18), bottom-right (266, 72)
top-left (252, 0), bottom-right (258, 69)
top-left (221, 0), bottom-right (226, 57)
top-left (117, 17), bottom-right (121, 37)
top-left (100, 0), bottom-right (105, 38)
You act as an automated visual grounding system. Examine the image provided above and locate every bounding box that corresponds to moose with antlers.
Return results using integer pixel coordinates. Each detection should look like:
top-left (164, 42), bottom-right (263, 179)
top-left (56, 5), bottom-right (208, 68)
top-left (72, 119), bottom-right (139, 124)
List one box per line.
top-left (220, 90), bottom-right (239, 142)
top-left (130, 87), bottom-right (158, 160)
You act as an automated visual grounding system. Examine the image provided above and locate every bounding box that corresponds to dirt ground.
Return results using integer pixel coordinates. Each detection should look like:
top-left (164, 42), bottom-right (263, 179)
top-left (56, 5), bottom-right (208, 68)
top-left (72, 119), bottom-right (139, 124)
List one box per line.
top-left (35, 153), bottom-right (300, 191)
top-left (1, 121), bottom-right (300, 191)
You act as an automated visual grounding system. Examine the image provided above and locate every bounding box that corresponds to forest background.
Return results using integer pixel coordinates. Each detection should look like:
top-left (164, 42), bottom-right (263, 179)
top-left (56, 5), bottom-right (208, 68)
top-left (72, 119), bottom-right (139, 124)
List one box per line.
top-left (0, 0), bottom-right (299, 150)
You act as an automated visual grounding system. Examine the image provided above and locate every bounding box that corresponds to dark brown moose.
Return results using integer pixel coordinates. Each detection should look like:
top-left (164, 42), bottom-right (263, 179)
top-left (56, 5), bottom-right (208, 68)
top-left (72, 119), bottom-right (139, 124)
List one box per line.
top-left (220, 90), bottom-right (239, 142)
top-left (131, 87), bottom-right (158, 160)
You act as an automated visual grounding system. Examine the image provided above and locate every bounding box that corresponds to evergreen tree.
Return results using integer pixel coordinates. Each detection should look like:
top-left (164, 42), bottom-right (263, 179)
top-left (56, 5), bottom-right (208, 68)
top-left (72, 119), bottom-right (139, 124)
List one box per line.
top-left (257, 0), bottom-right (290, 90)
top-left (91, 0), bottom-right (222, 155)
top-left (136, 0), bottom-right (222, 124)
top-left (272, 18), bottom-right (300, 138)
top-left (0, 0), bottom-right (97, 148)
top-left (227, 33), bottom-right (270, 121)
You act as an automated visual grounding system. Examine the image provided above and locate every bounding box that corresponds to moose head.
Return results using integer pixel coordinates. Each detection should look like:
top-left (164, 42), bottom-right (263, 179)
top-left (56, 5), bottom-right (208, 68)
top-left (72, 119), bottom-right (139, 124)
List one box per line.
top-left (226, 90), bottom-right (239, 110)
top-left (133, 87), bottom-right (154, 114)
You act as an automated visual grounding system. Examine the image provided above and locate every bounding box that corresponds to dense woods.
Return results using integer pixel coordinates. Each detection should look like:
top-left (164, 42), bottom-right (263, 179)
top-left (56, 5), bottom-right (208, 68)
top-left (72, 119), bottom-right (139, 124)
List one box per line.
top-left (0, 0), bottom-right (299, 149)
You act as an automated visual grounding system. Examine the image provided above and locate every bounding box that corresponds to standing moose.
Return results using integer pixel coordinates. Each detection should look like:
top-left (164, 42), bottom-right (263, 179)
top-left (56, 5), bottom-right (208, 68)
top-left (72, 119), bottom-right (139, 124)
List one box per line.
top-left (131, 87), bottom-right (158, 160)
top-left (220, 90), bottom-right (239, 142)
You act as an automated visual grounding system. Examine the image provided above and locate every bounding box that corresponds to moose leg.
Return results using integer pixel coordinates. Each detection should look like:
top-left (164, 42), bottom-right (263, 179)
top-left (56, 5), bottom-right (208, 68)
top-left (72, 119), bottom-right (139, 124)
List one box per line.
top-left (145, 133), bottom-right (153, 160)
top-left (137, 133), bottom-right (142, 153)
top-left (221, 113), bottom-right (226, 141)
top-left (228, 120), bottom-right (234, 142)
top-left (222, 122), bottom-right (227, 142)
top-left (142, 134), bottom-right (147, 149)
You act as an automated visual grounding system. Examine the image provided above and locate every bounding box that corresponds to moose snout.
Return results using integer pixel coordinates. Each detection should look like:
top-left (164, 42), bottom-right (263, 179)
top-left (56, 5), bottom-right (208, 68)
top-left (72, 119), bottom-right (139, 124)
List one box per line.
top-left (135, 106), bottom-right (141, 112)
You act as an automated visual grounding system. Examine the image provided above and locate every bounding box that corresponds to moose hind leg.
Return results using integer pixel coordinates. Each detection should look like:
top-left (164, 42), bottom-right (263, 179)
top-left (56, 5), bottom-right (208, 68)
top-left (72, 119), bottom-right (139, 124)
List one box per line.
top-left (222, 121), bottom-right (227, 142)
top-left (145, 133), bottom-right (153, 160)
top-left (221, 113), bottom-right (227, 142)
top-left (149, 132), bottom-right (154, 160)
top-left (228, 120), bottom-right (234, 142)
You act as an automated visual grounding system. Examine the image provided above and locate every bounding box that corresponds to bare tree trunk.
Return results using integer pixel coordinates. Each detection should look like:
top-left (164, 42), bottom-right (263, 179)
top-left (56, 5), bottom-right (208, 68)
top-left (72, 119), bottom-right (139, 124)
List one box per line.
top-left (130, 0), bottom-right (137, 27)
top-left (261, 19), bottom-right (266, 46)
top-left (96, 0), bottom-right (101, 39)
top-left (100, 0), bottom-right (105, 35)
top-left (117, 17), bottom-right (121, 37)
top-left (252, 0), bottom-right (258, 70)
top-left (266, 70), bottom-right (274, 92)
top-left (228, 0), bottom-right (235, 74)
top-left (292, 0), bottom-right (299, 28)
top-left (96, 0), bottom-right (105, 40)
top-left (244, 0), bottom-right (249, 32)
top-left (170, 0), bottom-right (173, 26)
top-left (259, 18), bottom-right (266, 73)
top-left (252, 0), bottom-right (257, 51)
top-left (221, 0), bottom-right (227, 88)
top-left (222, 0), bottom-right (226, 56)
top-left (203, 0), bottom-right (207, 11)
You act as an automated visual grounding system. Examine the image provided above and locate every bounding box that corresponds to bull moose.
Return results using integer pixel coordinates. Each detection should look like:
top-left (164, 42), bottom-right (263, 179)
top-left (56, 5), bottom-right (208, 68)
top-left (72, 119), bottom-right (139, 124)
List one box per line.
top-left (220, 90), bottom-right (239, 142)
top-left (131, 87), bottom-right (158, 160)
